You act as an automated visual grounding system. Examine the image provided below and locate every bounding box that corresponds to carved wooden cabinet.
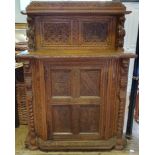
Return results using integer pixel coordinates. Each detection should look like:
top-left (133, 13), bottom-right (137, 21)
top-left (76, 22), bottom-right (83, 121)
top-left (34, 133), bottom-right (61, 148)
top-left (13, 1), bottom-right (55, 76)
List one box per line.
top-left (16, 1), bottom-right (136, 151)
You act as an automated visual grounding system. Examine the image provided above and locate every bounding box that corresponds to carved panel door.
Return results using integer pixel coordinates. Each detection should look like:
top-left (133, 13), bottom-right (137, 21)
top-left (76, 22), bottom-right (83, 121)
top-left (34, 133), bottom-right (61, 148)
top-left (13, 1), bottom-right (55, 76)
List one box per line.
top-left (44, 62), bottom-right (112, 140)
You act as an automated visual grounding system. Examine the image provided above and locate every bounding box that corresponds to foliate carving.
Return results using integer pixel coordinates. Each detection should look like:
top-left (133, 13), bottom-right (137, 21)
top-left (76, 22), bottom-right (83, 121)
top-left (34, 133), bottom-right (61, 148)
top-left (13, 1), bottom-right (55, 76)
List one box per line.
top-left (116, 59), bottom-right (129, 150)
top-left (27, 16), bottom-right (35, 50)
top-left (117, 15), bottom-right (125, 50)
top-left (43, 23), bottom-right (71, 44)
top-left (83, 22), bottom-right (108, 43)
top-left (24, 61), bottom-right (38, 150)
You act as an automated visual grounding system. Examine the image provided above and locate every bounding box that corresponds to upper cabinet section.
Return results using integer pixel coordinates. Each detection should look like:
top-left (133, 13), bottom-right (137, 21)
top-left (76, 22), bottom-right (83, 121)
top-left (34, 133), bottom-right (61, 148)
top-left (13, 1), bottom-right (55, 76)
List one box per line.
top-left (34, 16), bottom-right (116, 50)
top-left (26, 1), bottom-right (130, 51)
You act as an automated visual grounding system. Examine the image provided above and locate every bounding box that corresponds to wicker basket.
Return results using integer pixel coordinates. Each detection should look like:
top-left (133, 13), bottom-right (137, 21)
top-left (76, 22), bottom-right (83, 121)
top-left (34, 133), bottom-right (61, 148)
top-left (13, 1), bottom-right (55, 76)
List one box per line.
top-left (16, 83), bottom-right (28, 125)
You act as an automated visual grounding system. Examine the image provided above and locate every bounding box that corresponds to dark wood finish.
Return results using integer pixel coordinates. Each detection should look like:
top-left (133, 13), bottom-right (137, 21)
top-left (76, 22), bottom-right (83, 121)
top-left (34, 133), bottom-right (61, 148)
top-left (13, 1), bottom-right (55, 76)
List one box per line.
top-left (16, 1), bottom-right (136, 151)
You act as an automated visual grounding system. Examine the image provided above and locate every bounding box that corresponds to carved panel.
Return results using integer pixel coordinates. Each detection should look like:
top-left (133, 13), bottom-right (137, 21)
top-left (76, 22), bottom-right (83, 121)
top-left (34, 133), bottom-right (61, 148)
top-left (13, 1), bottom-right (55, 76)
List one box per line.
top-left (43, 22), bottom-right (71, 45)
top-left (51, 69), bottom-right (71, 96)
top-left (80, 17), bottom-right (116, 48)
top-left (52, 105), bottom-right (72, 133)
top-left (35, 16), bottom-right (116, 49)
top-left (83, 22), bottom-right (108, 42)
top-left (80, 69), bottom-right (100, 96)
top-left (79, 105), bottom-right (100, 132)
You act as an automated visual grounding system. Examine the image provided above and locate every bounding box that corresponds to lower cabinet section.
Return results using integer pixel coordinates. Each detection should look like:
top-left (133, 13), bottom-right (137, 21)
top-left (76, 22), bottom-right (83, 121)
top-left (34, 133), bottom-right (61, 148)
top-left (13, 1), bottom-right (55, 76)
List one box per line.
top-left (23, 58), bottom-right (130, 150)
top-left (44, 61), bottom-right (118, 142)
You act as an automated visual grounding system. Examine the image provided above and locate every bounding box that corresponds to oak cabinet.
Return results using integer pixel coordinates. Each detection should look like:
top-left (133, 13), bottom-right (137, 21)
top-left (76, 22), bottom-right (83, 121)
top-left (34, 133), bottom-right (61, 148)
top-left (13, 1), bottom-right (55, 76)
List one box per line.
top-left (16, 1), bottom-right (136, 151)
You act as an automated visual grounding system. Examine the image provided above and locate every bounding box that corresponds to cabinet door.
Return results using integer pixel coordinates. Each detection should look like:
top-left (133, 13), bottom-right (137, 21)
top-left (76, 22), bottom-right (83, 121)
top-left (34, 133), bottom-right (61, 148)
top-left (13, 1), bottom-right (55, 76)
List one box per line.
top-left (44, 64), bottom-right (108, 140)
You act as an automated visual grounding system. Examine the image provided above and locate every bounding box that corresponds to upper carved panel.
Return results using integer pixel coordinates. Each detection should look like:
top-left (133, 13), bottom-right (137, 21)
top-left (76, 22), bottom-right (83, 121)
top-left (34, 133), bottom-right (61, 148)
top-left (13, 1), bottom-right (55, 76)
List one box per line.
top-left (83, 22), bottom-right (108, 43)
top-left (43, 22), bottom-right (71, 45)
top-left (35, 16), bottom-right (116, 50)
top-left (26, 1), bottom-right (129, 51)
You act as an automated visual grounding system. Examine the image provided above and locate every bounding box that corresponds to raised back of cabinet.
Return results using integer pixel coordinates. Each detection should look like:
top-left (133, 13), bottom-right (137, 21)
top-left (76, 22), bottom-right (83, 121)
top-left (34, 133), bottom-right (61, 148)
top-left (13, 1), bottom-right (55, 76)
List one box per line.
top-left (26, 1), bottom-right (129, 51)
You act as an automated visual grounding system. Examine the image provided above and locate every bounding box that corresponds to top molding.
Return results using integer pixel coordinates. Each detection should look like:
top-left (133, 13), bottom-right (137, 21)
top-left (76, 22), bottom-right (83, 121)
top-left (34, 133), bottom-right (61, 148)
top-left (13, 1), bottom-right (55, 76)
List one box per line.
top-left (25, 1), bottom-right (131, 15)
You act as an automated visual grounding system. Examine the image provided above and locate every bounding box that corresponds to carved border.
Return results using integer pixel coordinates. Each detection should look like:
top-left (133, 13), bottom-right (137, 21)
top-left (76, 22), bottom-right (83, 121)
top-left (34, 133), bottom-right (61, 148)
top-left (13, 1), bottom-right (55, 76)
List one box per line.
top-left (27, 16), bottom-right (35, 51)
top-left (116, 59), bottom-right (129, 150)
top-left (23, 60), bottom-right (38, 150)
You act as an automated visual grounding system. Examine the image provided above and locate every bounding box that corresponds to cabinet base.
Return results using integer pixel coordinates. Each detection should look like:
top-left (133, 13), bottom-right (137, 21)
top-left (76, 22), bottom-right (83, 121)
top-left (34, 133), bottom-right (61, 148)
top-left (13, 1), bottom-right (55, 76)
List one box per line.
top-left (37, 137), bottom-right (117, 151)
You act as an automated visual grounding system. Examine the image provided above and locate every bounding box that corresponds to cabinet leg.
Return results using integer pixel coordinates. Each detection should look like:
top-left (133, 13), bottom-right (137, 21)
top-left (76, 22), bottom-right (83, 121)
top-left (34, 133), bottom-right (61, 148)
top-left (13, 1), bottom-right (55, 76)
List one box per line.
top-left (25, 132), bottom-right (38, 150)
top-left (115, 137), bottom-right (127, 150)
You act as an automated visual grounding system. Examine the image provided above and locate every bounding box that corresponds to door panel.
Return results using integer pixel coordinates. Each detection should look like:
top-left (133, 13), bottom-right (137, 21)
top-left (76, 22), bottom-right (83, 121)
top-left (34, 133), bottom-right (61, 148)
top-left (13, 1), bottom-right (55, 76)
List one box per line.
top-left (80, 69), bottom-right (100, 96)
top-left (52, 105), bottom-right (72, 133)
top-left (45, 64), bottom-right (108, 140)
top-left (51, 69), bottom-right (72, 96)
top-left (79, 105), bottom-right (100, 133)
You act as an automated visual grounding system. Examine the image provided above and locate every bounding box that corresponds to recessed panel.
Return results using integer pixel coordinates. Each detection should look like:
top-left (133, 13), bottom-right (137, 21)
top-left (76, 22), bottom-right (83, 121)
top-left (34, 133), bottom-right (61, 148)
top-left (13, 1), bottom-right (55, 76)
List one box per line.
top-left (83, 22), bottom-right (108, 42)
top-left (80, 69), bottom-right (100, 96)
top-left (43, 22), bottom-right (71, 45)
top-left (79, 105), bottom-right (100, 133)
top-left (52, 105), bottom-right (72, 133)
top-left (51, 70), bottom-right (71, 96)
top-left (79, 17), bottom-right (116, 48)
